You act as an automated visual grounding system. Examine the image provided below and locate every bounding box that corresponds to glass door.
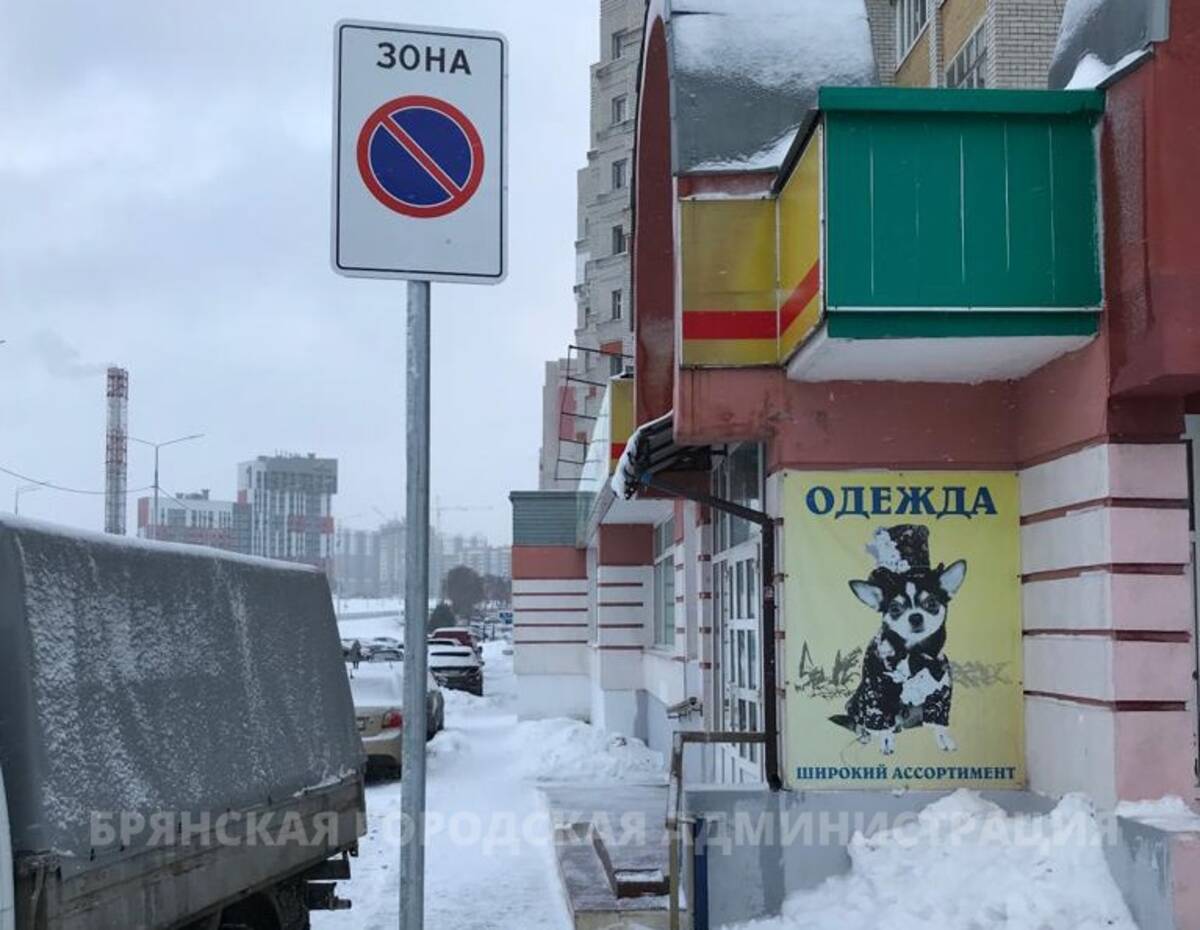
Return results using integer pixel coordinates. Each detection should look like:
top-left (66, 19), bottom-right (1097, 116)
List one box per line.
top-left (715, 540), bottom-right (764, 784)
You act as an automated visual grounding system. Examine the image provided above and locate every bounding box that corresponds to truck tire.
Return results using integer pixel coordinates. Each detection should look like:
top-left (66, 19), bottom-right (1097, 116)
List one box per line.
top-left (219, 894), bottom-right (281, 930)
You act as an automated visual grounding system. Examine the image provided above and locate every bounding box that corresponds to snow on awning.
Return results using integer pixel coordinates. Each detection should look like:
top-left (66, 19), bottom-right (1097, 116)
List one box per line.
top-left (1049, 0), bottom-right (1168, 89)
top-left (664, 0), bottom-right (876, 174)
top-left (611, 412), bottom-right (712, 500)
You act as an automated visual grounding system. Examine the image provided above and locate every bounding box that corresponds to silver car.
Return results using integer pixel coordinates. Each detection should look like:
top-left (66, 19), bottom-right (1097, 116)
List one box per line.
top-left (347, 662), bottom-right (445, 778)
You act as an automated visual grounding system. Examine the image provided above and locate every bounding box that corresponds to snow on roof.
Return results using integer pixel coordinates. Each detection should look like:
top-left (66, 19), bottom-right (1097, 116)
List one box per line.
top-left (1049, 0), bottom-right (1167, 89)
top-left (671, 0), bottom-right (876, 94)
top-left (0, 514), bottom-right (318, 573)
top-left (0, 517), bottom-right (361, 864)
top-left (1064, 49), bottom-right (1149, 90)
top-left (665, 0), bottom-right (876, 173)
top-left (690, 126), bottom-right (799, 174)
top-left (1057, 0), bottom-right (1106, 47)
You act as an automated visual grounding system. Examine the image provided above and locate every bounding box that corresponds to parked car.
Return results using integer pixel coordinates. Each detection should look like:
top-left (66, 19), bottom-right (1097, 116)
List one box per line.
top-left (342, 636), bottom-right (404, 664)
top-left (347, 661), bottom-right (444, 778)
top-left (429, 626), bottom-right (481, 657)
top-left (428, 642), bottom-right (485, 696)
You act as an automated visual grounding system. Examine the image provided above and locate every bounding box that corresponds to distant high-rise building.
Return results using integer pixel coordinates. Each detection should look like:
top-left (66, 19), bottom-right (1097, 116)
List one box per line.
top-left (365, 518), bottom-right (441, 598)
top-left (333, 526), bottom-right (380, 597)
top-left (440, 533), bottom-right (513, 586)
top-left (136, 489), bottom-right (246, 552)
top-left (237, 453), bottom-right (338, 571)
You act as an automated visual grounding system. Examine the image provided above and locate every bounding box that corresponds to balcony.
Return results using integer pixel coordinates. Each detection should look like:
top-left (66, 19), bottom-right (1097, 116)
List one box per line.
top-left (678, 87), bottom-right (1105, 382)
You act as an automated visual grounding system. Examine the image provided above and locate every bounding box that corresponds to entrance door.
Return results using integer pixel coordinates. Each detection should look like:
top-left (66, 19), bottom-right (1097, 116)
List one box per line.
top-left (715, 539), bottom-right (764, 784)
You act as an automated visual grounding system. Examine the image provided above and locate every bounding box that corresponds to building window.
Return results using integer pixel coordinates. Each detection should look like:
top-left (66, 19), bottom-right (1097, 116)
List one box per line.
top-left (653, 516), bottom-right (676, 647)
top-left (611, 289), bottom-right (623, 320)
top-left (611, 94), bottom-right (628, 125)
top-left (612, 158), bottom-right (628, 191)
top-left (611, 31), bottom-right (623, 60)
top-left (611, 225), bottom-right (627, 255)
top-left (713, 444), bottom-right (763, 553)
top-left (896, 0), bottom-right (928, 60)
top-left (946, 23), bottom-right (989, 88)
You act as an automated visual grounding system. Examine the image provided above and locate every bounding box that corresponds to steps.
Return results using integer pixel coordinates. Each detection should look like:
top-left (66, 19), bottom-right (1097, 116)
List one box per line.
top-left (545, 785), bottom-right (677, 930)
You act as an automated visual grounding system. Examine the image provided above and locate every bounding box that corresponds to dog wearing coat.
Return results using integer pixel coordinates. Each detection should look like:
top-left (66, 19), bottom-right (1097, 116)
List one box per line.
top-left (830, 525), bottom-right (967, 755)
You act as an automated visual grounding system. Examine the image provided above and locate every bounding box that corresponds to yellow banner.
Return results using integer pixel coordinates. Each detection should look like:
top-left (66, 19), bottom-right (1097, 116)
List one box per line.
top-left (679, 198), bottom-right (777, 367)
top-left (778, 125), bottom-right (823, 360)
top-left (781, 471), bottom-right (1024, 790)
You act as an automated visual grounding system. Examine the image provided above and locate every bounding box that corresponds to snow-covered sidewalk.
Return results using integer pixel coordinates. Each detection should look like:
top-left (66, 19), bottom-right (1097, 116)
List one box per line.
top-left (313, 641), bottom-right (577, 930)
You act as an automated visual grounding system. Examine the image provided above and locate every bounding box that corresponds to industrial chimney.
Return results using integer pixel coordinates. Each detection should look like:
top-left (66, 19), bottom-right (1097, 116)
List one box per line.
top-left (104, 367), bottom-right (129, 535)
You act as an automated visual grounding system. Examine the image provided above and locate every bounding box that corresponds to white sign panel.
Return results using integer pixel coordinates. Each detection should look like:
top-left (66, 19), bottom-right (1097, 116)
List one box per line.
top-left (333, 21), bottom-right (507, 283)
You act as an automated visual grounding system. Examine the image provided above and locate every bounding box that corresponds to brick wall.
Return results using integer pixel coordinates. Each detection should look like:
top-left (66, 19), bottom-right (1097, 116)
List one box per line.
top-left (864, 0), bottom-right (898, 84)
top-left (868, 0), bottom-right (1067, 89)
top-left (992, 0), bottom-right (1068, 88)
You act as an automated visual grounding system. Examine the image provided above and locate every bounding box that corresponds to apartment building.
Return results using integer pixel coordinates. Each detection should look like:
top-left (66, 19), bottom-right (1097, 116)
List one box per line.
top-left (333, 526), bottom-right (380, 597)
top-left (237, 453), bottom-right (337, 571)
top-left (136, 489), bottom-right (246, 552)
top-left (538, 358), bottom-right (579, 489)
top-left (442, 533), bottom-right (513, 582)
top-left (537, 0), bottom-right (643, 491)
top-left (871, 0), bottom-right (1068, 89)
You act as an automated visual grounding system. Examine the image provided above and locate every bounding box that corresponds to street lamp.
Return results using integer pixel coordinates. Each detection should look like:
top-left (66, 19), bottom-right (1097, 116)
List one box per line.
top-left (13, 483), bottom-right (40, 515)
top-left (130, 433), bottom-right (204, 539)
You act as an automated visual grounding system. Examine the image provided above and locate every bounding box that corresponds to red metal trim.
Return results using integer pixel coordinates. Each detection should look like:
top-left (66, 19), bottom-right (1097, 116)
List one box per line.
top-left (1022, 563), bottom-right (1188, 583)
top-left (1020, 497), bottom-right (1189, 525)
top-left (682, 310), bottom-right (777, 341)
top-left (779, 262), bottom-right (821, 333)
top-left (1024, 629), bottom-right (1191, 642)
top-left (1025, 690), bottom-right (1187, 712)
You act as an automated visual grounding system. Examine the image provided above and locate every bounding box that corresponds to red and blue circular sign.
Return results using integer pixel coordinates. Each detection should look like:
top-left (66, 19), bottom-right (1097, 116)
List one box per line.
top-left (356, 95), bottom-right (485, 218)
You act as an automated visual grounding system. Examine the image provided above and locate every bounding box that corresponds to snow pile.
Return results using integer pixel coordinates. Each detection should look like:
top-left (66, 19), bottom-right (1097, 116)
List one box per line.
top-left (512, 719), bottom-right (666, 785)
top-left (724, 791), bottom-right (1136, 930)
top-left (427, 729), bottom-right (469, 762)
top-left (1117, 795), bottom-right (1200, 832)
top-left (443, 686), bottom-right (493, 710)
top-left (672, 0), bottom-right (875, 95)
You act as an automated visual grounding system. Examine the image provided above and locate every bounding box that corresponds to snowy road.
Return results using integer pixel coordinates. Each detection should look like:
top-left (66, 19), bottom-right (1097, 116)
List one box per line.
top-left (313, 641), bottom-right (574, 930)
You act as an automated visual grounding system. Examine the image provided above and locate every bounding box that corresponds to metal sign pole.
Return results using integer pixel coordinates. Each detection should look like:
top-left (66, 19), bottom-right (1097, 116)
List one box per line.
top-left (401, 279), bottom-right (431, 930)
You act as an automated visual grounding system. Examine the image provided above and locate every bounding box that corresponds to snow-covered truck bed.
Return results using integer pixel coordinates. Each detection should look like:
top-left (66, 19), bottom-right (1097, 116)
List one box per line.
top-left (0, 518), bottom-right (366, 930)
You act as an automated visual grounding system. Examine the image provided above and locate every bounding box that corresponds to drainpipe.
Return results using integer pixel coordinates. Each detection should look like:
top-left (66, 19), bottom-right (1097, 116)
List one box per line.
top-left (639, 473), bottom-right (782, 792)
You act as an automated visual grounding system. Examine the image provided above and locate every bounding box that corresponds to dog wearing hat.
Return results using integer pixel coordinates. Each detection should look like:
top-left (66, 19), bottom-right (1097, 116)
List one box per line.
top-left (830, 524), bottom-right (967, 755)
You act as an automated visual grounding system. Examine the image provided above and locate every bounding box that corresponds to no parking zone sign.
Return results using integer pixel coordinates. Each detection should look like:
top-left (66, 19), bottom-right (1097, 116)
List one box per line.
top-left (333, 21), bottom-right (507, 283)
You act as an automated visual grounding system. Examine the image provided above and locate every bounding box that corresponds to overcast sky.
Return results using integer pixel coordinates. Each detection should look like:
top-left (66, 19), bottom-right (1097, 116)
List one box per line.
top-left (0, 2), bottom-right (595, 544)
